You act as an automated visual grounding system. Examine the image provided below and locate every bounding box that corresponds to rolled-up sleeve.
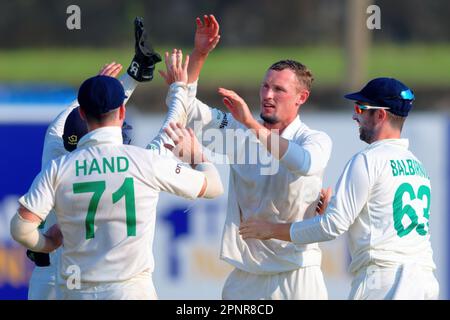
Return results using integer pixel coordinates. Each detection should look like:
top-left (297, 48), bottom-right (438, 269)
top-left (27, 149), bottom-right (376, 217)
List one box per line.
top-left (280, 131), bottom-right (332, 176)
top-left (18, 160), bottom-right (58, 221)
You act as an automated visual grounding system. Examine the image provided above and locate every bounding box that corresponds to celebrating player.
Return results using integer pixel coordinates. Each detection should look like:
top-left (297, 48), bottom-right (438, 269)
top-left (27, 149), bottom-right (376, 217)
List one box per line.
top-left (11, 48), bottom-right (223, 299)
top-left (159, 15), bottom-right (332, 299)
top-left (23, 17), bottom-right (162, 300)
top-left (239, 78), bottom-right (439, 300)
top-left (26, 62), bottom-right (134, 300)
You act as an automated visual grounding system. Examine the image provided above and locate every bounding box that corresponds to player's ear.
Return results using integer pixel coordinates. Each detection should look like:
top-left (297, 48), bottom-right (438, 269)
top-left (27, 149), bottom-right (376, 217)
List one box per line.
top-left (378, 109), bottom-right (388, 122)
top-left (297, 89), bottom-right (310, 107)
top-left (78, 107), bottom-right (87, 121)
top-left (118, 105), bottom-right (126, 121)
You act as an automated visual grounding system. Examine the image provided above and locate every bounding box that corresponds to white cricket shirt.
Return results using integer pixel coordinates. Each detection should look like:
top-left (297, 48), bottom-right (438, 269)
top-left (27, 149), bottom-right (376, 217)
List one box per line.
top-left (168, 82), bottom-right (332, 274)
top-left (20, 126), bottom-right (205, 283)
top-left (290, 139), bottom-right (436, 274)
top-left (36, 74), bottom-right (139, 270)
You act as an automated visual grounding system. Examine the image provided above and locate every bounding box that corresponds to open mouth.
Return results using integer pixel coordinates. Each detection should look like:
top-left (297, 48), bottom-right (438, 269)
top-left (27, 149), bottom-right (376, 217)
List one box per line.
top-left (263, 103), bottom-right (275, 110)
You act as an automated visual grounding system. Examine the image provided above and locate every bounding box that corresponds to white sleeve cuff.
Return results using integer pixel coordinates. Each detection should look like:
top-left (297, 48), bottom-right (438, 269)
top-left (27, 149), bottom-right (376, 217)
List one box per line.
top-left (289, 216), bottom-right (336, 244)
top-left (195, 162), bottom-right (224, 199)
top-left (279, 141), bottom-right (311, 176)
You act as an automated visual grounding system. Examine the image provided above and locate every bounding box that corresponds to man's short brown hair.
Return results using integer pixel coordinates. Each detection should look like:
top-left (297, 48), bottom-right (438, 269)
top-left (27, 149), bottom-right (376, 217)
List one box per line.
top-left (386, 111), bottom-right (406, 131)
top-left (269, 60), bottom-right (314, 91)
top-left (82, 107), bottom-right (119, 124)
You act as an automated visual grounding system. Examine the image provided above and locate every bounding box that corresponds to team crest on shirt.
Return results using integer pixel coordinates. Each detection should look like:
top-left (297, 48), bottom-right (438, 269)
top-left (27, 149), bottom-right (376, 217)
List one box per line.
top-left (68, 135), bottom-right (78, 145)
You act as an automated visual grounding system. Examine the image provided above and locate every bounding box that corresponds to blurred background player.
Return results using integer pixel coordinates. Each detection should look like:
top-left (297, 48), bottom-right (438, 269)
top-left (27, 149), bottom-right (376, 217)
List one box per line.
top-left (10, 50), bottom-right (224, 299)
top-left (239, 78), bottom-right (439, 300)
top-left (160, 15), bottom-right (332, 299)
top-left (25, 17), bottom-right (161, 300)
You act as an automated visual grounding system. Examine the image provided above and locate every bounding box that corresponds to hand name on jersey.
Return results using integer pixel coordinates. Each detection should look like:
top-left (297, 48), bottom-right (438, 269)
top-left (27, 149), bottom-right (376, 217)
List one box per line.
top-left (75, 156), bottom-right (129, 176)
top-left (389, 159), bottom-right (429, 179)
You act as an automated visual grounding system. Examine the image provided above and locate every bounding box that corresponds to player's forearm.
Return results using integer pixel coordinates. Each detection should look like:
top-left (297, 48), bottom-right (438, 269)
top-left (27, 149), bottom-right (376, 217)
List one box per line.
top-left (290, 215), bottom-right (339, 244)
top-left (270, 223), bottom-right (293, 242)
top-left (10, 212), bottom-right (58, 253)
top-left (187, 49), bottom-right (208, 84)
top-left (148, 83), bottom-right (188, 151)
top-left (195, 162), bottom-right (224, 199)
top-left (245, 119), bottom-right (290, 160)
top-left (246, 119), bottom-right (327, 176)
top-left (119, 73), bottom-right (139, 105)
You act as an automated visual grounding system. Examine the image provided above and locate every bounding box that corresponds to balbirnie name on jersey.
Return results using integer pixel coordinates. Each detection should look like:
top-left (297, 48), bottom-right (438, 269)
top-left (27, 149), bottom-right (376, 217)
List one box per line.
top-left (75, 156), bottom-right (129, 176)
top-left (390, 158), bottom-right (429, 179)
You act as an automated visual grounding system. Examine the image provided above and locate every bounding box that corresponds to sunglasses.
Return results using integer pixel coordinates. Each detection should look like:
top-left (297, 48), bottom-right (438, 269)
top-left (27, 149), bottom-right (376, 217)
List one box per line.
top-left (385, 89), bottom-right (415, 101)
top-left (354, 103), bottom-right (390, 114)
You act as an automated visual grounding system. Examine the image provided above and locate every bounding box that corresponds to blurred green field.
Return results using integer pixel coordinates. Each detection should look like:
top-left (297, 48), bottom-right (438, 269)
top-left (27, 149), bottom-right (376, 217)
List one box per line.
top-left (1, 45), bottom-right (449, 87)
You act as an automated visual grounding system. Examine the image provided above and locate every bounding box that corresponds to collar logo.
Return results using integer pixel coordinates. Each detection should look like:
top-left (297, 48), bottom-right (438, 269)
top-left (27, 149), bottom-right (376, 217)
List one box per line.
top-left (68, 135), bottom-right (78, 145)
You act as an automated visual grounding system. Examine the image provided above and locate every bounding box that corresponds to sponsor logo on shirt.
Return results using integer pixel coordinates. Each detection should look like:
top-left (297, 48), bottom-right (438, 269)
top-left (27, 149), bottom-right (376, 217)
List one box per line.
top-left (218, 111), bottom-right (228, 129)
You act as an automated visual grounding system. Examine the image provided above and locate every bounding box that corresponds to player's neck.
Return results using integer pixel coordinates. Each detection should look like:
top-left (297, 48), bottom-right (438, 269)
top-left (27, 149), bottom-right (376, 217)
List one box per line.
top-left (87, 122), bottom-right (122, 133)
top-left (263, 117), bottom-right (296, 134)
top-left (371, 127), bottom-right (401, 143)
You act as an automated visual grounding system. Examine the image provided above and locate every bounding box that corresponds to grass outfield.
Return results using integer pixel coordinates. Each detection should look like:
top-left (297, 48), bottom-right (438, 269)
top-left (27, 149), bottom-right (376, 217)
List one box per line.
top-left (0, 45), bottom-right (449, 87)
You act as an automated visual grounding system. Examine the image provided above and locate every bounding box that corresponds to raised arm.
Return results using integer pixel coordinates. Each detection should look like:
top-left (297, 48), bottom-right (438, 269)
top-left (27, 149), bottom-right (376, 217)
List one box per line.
top-left (188, 14), bottom-right (220, 84)
top-left (217, 88), bottom-right (290, 159)
top-left (147, 49), bottom-right (190, 151)
top-left (218, 88), bottom-right (332, 176)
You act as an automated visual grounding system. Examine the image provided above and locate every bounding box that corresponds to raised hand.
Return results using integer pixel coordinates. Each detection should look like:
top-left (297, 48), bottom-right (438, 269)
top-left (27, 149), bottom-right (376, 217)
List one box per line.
top-left (98, 62), bottom-right (123, 78)
top-left (164, 122), bottom-right (205, 165)
top-left (218, 87), bottom-right (255, 127)
top-left (159, 49), bottom-right (190, 85)
top-left (194, 14), bottom-right (220, 55)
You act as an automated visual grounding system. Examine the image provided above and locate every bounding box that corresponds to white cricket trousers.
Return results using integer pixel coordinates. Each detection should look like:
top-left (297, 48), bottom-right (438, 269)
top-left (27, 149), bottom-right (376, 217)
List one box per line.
top-left (349, 264), bottom-right (439, 300)
top-left (222, 266), bottom-right (328, 300)
top-left (28, 266), bottom-right (57, 300)
top-left (57, 270), bottom-right (158, 300)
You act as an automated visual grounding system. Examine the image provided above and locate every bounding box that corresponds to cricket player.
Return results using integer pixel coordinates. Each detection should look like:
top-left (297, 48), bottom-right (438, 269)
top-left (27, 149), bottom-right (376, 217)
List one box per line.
top-left (10, 50), bottom-right (224, 299)
top-left (25, 17), bottom-right (162, 299)
top-left (239, 78), bottom-right (439, 300)
top-left (159, 15), bottom-right (332, 299)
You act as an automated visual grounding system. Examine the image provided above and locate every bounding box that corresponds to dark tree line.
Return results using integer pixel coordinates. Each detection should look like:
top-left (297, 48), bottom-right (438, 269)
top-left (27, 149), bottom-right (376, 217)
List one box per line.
top-left (0, 0), bottom-right (449, 48)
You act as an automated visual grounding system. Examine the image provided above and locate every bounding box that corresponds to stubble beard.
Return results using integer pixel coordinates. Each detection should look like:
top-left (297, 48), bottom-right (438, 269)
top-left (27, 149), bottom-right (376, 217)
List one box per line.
top-left (260, 112), bottom-right (279, 125)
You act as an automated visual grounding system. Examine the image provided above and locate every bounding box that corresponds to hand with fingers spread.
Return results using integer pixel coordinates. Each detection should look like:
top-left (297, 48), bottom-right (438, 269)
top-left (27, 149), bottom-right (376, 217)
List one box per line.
top-left (316, 187), bottom-right (332, 215)
top-left (164, 122), bottom-right (205, 165)
top-left (218, 88), bottom-right (255, 127)
top-left (186, 15), bottom-right (220, 84)
top-left (194, 14), bottom-right (220, 56)
top-left (159, 49), bottom-right (190, 85)
top-left (98, 62), bottom-right (123, 78)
